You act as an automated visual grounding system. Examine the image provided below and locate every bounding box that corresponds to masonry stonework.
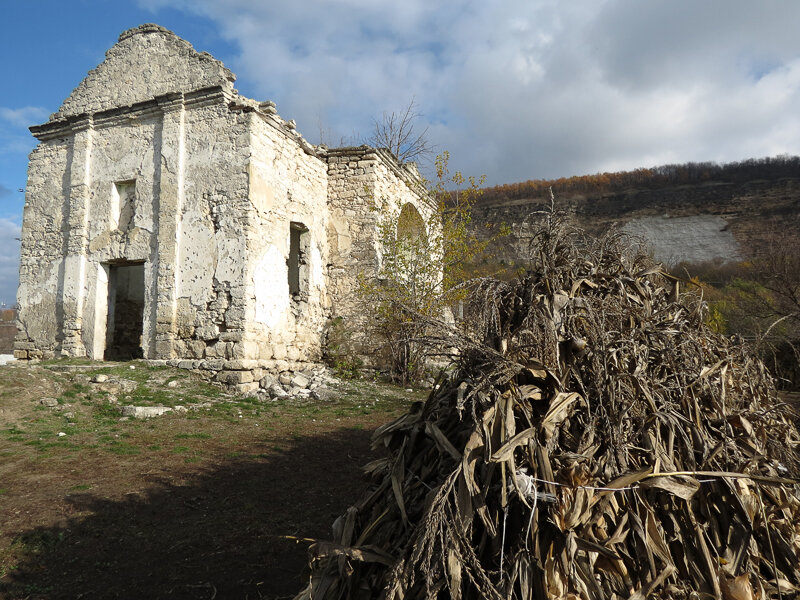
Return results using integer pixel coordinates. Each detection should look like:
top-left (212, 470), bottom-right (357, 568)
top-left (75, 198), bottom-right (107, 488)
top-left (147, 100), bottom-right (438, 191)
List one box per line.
top-left (15, 24), bottom-right (432, 389)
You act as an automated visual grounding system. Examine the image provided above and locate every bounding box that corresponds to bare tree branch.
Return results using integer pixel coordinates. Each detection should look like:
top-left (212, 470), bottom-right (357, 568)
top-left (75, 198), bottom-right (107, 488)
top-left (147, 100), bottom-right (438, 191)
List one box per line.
top-left (370, 98), bottom-right (434, 165)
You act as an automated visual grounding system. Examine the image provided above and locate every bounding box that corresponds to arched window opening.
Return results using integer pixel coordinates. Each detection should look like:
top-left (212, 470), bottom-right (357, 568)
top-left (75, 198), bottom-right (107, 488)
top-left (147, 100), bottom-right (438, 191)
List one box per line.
top-left (397, 203), bottom-right (426, 244)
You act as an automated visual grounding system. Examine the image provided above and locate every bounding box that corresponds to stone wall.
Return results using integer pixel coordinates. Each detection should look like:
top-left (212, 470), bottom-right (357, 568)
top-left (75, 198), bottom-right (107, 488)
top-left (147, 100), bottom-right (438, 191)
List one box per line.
top-left (243, 106), bottom-right (329, 366)
top-left (15, 89), bottom-right (253, 362)
top-left (326, 146), bottom-right (434, 357)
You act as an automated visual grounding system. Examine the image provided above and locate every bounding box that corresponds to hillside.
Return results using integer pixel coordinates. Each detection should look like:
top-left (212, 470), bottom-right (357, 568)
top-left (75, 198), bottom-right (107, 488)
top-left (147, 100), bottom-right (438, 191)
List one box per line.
top-left (472, 156), bottom-right (800, 265)
top-left (1, 308), bottom-right (16, 354)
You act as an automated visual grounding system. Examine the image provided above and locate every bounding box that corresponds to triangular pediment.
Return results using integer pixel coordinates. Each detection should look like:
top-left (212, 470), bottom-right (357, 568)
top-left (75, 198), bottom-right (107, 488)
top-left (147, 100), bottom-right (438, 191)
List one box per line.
top-left (53, 24), bottom-right (235, 120)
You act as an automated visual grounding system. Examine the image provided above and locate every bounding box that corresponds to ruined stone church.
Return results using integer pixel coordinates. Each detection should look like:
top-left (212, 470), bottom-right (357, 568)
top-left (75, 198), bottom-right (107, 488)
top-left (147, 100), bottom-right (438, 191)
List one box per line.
top-left (15, 24), bottom-right (430, 390)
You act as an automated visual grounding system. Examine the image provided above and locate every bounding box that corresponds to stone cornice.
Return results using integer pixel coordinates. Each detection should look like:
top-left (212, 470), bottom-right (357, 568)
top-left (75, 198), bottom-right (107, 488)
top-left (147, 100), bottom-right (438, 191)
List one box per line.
top-left (30, 86), bottom-right (231, 141)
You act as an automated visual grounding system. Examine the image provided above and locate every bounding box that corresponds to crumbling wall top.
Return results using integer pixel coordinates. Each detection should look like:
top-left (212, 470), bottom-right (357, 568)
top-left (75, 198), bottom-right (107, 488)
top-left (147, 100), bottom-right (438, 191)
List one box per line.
top-left (53, 23), bottom-right (236, 121)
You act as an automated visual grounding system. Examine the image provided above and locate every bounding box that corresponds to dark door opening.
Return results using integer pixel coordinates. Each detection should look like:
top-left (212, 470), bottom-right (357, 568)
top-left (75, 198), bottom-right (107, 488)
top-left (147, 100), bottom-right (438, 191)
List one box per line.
top-left (104, 262), bottom-right (145, 360)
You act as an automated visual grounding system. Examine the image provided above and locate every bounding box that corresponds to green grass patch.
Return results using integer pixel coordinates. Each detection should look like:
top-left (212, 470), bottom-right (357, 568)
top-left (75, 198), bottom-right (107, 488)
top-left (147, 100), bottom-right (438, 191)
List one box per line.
top-left (105, 441), bottom-right (140, 455)
top-left (60, 383), bottom-right (89, 400)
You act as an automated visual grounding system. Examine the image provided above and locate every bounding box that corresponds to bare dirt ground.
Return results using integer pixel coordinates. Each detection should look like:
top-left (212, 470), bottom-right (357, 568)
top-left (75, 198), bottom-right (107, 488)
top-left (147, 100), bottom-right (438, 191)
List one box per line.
top-left (0, 361), bottom-right (423, 599)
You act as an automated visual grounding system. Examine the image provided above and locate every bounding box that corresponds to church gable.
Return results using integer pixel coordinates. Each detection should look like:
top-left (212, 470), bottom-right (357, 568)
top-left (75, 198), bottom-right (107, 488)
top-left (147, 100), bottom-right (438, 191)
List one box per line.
top-left (53, 23), bottom-right (235, 120)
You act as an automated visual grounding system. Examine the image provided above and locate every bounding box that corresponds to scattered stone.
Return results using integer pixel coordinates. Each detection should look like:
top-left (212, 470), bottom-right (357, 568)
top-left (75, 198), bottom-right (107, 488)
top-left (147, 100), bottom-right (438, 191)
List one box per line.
top-left (167, 380), bottom-right (179, 388)
top-left (113, 379), bottom-right (139, 393)
top-left (63, 412), bottom-right (74, 419)
top-left (57, 432), bottom-right (66, 437)
top-left (92, 374), bottom-right (109, 383)
top-left (269, 383), bottom-right (290, 400)
top-left (120, 405), bottom-right (173, 419)
top-left (290, 373), bottom-right (311, 389)
top-left (40, 397), bottom-right (59, 407)
top-left (278, 373), bottom-right (293, 386)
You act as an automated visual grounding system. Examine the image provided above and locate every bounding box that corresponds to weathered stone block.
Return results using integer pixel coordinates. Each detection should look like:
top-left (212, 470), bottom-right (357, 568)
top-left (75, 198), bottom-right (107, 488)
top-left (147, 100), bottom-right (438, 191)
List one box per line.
top-left (201, 359), bottom-right (225, 370)
top-left (290, 373), bottom-right (310, 389)
top-left (216, 370), bottom-right (254, 384)
top-left (155, 341), bottom-right (176, 359)
top-left (235, 382), bottom-right (260, 394)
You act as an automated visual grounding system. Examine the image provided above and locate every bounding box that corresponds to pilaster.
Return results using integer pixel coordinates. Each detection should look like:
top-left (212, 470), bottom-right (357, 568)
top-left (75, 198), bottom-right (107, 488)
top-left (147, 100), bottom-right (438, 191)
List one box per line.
top-left (153, 94), bottom-right (186, 358)
top-left (60, 116), bottom-right (94, 356)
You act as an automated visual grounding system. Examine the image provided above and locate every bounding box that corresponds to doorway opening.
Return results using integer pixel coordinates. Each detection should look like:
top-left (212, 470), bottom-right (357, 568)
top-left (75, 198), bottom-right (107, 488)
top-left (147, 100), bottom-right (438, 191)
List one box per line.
top-left (104, 262), bottom-right (145, 360)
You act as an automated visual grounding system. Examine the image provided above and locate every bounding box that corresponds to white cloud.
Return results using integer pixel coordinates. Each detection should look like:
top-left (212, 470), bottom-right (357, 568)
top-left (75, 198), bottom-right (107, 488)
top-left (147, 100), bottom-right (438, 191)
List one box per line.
top-left (0, 106), bottom-right (49, 128)
top-left (137, 1), bottom-right (800, 184)
top-left (0, 106), bottom-right (45, 165)
top-left (0, 218), bottom-right (20, 306)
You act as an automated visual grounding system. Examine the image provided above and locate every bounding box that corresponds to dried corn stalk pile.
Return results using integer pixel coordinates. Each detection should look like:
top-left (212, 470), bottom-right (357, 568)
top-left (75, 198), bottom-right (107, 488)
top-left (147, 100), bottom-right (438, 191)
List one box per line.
top-left (296, 218), bottom-right (800, 600)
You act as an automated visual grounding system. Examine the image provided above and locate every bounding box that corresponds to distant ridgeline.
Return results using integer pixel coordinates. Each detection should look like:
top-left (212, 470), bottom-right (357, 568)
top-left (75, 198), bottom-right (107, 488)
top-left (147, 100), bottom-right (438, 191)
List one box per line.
top-left (471, 155), bottom-right (800, 267)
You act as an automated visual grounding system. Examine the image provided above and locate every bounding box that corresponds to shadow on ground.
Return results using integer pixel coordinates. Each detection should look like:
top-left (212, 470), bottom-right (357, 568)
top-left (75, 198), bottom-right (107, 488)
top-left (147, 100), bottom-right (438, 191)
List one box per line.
top-left (0, 428), bottom-right (376, 600)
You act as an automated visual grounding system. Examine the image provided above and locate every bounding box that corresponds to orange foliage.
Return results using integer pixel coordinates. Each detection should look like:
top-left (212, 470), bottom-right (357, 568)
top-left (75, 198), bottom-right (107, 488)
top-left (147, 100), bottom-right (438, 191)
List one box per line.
top-left (478, 155), bottom-right (800, 205)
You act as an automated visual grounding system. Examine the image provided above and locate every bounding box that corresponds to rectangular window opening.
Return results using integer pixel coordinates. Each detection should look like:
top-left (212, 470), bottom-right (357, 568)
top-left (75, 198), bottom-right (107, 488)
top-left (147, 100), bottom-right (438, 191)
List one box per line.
top-left (288, 222), bottom-right (310, 301)
top-left (110, 180), bottom-right (136, 232)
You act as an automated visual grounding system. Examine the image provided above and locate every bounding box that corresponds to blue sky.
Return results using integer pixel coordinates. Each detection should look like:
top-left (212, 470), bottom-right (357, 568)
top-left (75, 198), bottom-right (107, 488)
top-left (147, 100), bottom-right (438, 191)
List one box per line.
top-left (2, 0), bottom-right (800, 306)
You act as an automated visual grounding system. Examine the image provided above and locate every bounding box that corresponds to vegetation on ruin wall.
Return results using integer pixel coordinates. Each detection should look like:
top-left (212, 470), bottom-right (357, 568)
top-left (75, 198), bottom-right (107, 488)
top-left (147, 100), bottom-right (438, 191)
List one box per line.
top-left (358, 152), bottom-right (508, 384)
top-left (674, 231), bottom-right (800, 388)
top-left (479, 154), bottom-right (800, 204)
